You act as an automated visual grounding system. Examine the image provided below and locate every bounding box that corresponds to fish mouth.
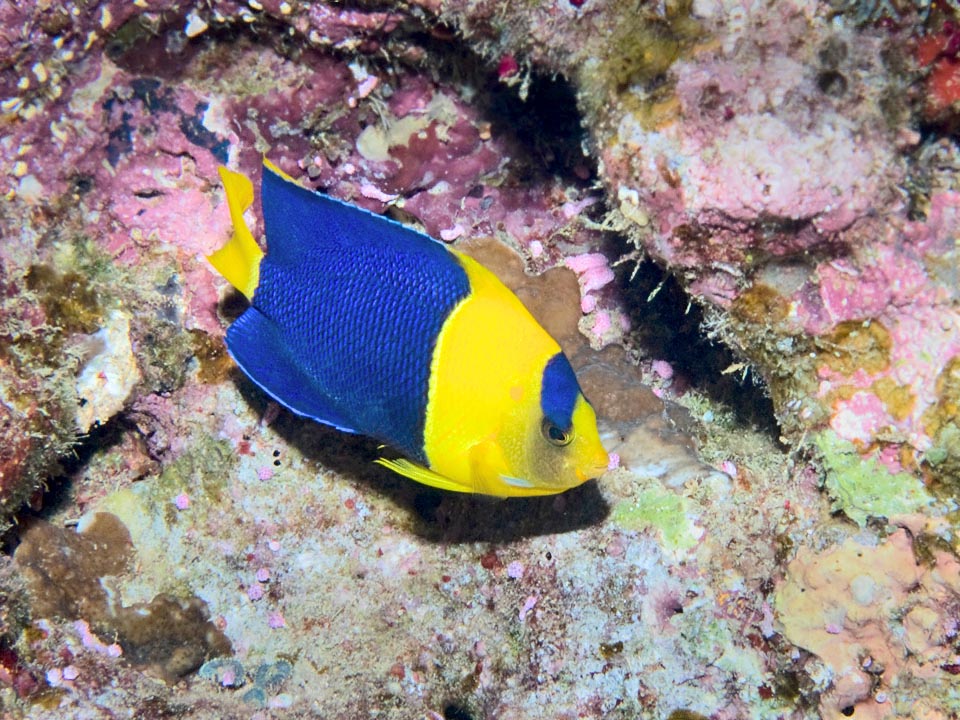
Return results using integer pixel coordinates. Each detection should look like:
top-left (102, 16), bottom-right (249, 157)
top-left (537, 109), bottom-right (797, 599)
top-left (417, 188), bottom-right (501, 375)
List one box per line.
top-left (576, 463), bottom-right (610, 483)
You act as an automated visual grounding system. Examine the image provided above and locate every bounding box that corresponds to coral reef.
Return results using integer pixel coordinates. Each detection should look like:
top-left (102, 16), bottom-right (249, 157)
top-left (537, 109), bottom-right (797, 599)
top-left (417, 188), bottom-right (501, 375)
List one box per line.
top-left (1, 0), bottom-right (959, 718)
top-left (575, 2), bottom-right (960, 487)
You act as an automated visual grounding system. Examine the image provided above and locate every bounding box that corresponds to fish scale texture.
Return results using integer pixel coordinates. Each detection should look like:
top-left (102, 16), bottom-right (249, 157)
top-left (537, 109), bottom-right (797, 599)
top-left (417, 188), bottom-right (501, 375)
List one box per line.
top-left (226, 169), bottom-right (471, 463)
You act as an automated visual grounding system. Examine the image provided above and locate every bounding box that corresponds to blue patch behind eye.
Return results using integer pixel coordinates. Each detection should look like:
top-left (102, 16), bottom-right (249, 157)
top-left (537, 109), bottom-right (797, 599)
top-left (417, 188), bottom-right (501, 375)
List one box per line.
top-left (540, 353), bottom-right (580, 430)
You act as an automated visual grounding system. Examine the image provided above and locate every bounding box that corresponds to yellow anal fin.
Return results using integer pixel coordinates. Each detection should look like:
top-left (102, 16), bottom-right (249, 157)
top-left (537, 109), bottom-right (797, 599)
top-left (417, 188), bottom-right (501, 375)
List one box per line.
top-left (374, 458), bottom-right (473, 494)
top-left (208, 166), bottom-right (264, 300)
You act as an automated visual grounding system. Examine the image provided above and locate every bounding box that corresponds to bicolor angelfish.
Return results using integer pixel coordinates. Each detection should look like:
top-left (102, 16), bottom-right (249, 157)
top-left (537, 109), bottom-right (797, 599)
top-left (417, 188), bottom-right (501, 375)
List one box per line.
top-left (208, 160), bottom-right (609, 497)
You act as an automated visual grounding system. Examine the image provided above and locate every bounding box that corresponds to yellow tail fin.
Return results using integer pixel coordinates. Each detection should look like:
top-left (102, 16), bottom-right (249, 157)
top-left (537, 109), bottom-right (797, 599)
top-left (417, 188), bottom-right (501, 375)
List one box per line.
top-left (208, 166), bottom-right (264, 300)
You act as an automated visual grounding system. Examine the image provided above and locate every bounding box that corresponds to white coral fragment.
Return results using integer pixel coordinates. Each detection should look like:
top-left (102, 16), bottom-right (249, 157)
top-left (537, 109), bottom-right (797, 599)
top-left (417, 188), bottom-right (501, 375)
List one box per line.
top-left (76, 310), bottom-right (141, 432)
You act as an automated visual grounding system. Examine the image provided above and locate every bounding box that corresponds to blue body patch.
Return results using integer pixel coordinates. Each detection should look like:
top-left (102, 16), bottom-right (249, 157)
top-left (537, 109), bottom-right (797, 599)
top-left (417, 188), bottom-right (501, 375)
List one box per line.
top-left (226, 165), bottom-right (471, 463)
top-left (540, 353), bottom-right (581, 431)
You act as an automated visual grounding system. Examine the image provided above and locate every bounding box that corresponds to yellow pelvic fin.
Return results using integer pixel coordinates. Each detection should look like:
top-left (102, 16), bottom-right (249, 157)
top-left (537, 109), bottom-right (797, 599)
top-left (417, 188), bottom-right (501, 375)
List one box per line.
top-left (208, 166), bottom-right (264, 300)
top-left (374, 458), bottom-right (474, 494)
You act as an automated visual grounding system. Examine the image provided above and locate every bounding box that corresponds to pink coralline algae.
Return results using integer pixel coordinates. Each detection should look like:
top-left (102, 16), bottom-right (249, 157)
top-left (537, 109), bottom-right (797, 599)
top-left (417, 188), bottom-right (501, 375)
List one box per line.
top-left (587, 8), bottom-right (899, 267)
top-left (72, 619), bottom-right (123, 659)
top-left (45, 664), bottom-right (79, 687)
top-left (517, 595), bottom-right (538, 622)
top-left (565, 254), bottom-right (614, 304)
top-left (809, 192), bottom-right (960, 457)
top-left (651, 360), bottom-right (674, 381)
top-left (267, 612), bottom-right (286, 630)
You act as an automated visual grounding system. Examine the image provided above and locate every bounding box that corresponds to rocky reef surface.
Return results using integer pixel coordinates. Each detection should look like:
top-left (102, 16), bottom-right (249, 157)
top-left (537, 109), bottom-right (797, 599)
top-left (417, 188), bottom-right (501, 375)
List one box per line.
top-left (2, 1), bottom-right (959, 718)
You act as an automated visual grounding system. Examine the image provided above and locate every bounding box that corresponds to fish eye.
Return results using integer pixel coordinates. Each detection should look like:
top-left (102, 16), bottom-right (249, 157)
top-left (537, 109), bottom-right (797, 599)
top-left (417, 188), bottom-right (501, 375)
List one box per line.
top-left (541, 418), bottom-right (572, 447)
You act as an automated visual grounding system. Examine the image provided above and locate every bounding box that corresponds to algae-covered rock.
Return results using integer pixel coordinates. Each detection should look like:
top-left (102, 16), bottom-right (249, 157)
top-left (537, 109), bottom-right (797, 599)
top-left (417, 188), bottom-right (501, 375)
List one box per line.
top-left (816, 432), bottom-right (934, 528)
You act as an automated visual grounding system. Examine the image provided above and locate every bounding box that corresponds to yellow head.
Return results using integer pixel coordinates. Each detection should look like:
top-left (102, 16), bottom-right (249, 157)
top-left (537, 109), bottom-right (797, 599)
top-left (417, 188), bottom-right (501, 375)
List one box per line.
top-left (381, 251), bottom-right (609, 497)
top-left (480, 353), bottom-right (610, 496)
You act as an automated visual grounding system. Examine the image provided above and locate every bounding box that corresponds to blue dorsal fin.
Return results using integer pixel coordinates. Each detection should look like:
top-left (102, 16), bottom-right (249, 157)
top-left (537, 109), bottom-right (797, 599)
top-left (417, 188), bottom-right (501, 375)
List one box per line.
top-left (226, 307), bottom-right (359, 434)
top-left (260, 161), bottom-right (438, 266)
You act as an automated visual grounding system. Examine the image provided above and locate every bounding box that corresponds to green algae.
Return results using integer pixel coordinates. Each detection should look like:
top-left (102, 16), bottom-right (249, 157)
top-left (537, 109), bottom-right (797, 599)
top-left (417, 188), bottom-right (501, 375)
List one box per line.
top-left (717, 286), bottom-right (825, 441)
top-left (816, 432), bottom-right (933, 527)
top-left (3, 233), bottom-right (115, 375)
top-left (926, 423), bottom-right (960, 485)
top-left (25, 265), bottom-right (102, 336)
top-left (135, 312), bottom-right (196, 393)
top-left (666, 712), bottom-right (711, 720)
top-left (100, 434), bottom-right (235, 536)
top-left (0, 235), bottom-right (118, 533)
top-left (678, 610), bottom-right (779, 708)
top-left (155, 435), bottom-right (235, 511)
top-left (923, 355), bottom-right (960, 484)
top-left (611, 485), bottom-right (701, 553)
top-left (7, 259), bottom-right (103, 370)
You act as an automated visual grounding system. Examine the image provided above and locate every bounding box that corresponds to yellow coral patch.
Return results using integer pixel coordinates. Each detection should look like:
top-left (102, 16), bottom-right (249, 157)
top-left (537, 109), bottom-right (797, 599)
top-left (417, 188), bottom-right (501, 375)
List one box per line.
top-left (871, 376), bottom-right (916, 422)
top-left (819, 320), bottom-right (891, 376)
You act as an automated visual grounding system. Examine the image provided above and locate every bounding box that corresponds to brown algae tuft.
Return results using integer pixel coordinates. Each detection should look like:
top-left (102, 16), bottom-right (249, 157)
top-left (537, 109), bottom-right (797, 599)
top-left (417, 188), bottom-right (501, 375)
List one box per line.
top-left (14, 512), bottom-right (231, 682)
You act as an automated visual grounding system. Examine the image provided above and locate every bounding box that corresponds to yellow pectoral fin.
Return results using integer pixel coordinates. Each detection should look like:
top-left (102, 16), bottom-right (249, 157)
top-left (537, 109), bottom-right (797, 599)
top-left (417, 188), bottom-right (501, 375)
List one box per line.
top-left (468, 440), bottom-right (513, 497)
top-left (374, 458), bottom-right (474, 494)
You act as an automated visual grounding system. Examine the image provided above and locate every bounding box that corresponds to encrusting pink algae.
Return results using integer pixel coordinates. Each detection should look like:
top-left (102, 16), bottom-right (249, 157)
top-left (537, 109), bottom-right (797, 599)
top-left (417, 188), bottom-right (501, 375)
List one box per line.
top-left (1, 1), bottom-right (960, 718)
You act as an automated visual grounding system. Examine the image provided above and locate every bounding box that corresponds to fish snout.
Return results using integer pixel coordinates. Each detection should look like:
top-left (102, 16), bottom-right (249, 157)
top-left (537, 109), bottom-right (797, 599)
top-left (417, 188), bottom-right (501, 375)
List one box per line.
top-left (575, 460), bottom-right (609, 484)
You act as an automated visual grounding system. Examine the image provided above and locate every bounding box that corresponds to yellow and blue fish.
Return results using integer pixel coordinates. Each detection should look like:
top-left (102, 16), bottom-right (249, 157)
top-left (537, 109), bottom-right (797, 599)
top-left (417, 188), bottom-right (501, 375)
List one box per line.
top-left (209, 160), bottom-right (609, 497)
